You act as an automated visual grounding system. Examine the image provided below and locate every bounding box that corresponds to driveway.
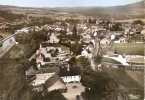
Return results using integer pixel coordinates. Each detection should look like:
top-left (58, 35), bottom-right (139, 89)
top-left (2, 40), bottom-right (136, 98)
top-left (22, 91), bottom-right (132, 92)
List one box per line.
top-left (62, 83), bottom-right (85, 100)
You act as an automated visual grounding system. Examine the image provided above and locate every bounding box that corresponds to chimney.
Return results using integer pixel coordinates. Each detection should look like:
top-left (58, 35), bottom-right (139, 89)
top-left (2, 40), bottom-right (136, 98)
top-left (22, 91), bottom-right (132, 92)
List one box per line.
top-left (67, 64), bottom-right (70, 71)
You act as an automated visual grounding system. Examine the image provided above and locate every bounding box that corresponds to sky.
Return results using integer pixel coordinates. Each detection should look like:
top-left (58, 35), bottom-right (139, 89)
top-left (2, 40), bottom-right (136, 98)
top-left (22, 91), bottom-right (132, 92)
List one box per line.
top-left (0, 0), bottom-right (142, 7)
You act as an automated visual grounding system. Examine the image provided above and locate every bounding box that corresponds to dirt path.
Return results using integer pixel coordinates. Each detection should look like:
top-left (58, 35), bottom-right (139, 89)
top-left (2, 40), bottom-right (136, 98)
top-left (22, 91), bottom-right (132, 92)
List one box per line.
top-left (125, 70), bottom-right (144, 87)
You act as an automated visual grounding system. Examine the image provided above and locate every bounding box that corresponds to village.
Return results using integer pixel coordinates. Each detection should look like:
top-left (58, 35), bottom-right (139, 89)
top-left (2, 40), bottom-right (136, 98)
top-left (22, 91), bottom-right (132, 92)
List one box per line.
top-left (0, 17), bottom-right (144, 100)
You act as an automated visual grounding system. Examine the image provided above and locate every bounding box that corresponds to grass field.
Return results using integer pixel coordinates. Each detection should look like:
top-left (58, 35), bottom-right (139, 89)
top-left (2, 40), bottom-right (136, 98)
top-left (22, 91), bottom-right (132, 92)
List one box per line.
top-left (115, 19), bottom-right (145, 23)
top-left (115, 43), bottom-right (144, 55)
top-left (125, 70), bottom-right (143, 87)
top-left (104, 67), bottom-right (144, 100)
top-left (0, 32), bottom-right (12, 39)
top-left (102, 57), bottom-right (121, 64)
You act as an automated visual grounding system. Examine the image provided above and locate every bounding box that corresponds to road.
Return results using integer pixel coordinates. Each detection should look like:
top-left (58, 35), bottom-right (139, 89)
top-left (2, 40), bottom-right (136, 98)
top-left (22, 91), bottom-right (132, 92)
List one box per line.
top-left (91, 36), bottom-right (99, 70)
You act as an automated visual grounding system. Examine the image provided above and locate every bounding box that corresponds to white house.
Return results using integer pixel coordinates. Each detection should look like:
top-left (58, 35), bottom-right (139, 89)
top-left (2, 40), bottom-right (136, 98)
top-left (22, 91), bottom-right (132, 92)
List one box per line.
top-left (58, 66), bottom-right (82, 83)
top-left (48, 33), bottom-right (59, 43)
top-left (110, 34), bottom-right (115, 40)
top-left (81, 49), bottom-right (89, 57)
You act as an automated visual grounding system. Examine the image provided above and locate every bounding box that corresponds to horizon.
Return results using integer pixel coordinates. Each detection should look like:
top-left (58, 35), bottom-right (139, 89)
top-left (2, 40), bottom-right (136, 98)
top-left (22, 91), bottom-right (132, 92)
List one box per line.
top-left (0, 0), bottom-right (142, 8)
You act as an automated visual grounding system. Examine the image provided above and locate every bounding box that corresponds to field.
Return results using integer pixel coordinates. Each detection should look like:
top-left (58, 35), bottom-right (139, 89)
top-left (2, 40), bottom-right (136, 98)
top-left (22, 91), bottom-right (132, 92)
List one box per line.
top-left (102, 57), bottom-right (121, 64)
top-left (115, 19), bottom-right (145, 23)
top-left (126, 56), bottom-right (144, 64)
top-left (0, 32), bottom-right (12, 39)
top-left (125, 70), bottom-right (144, 87)
top-left (115, 43), bottom-right (144, 55)
top-left (104, 67), bottom-right (144, 100)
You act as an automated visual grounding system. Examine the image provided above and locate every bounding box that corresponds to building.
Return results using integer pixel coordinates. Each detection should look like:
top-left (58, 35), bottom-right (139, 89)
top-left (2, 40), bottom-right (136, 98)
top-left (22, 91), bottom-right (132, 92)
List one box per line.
top-left (45, 74), bottom-right (67, 92)
top-left (81, 34), bottom-right (92, 43)
top-left (100, 38), bottom-right (110, 45)
top-left (58, 66), bottom-right (82, 83)
top-left (48, 33), bottom-right (59, 43)
top-left (26, 66), bottom-right (66, 92)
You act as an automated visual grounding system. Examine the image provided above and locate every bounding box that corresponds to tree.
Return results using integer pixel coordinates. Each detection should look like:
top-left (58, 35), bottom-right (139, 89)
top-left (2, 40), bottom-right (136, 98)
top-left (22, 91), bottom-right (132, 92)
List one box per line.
top-left (43, 90), bottom-right (67, 100)
top-left (133, 20), bottom-right (144, 25)
top-left (94, 54), bottom-right (103, 64)
top-left (76, 95), bottom-right (80, 100)
top-left (68, 57), bottom-right (77, 66)
top-left (114, 48), bottom-right (117, 54)
top-left (61, 21), bottom-right (67, 29)
top-left (77, 56), bottom-right (90, 68)
top-left (72, 25), bottom-right (78, 40)
top-left (81, 72), bottom-right (118, 100)
top-left (110, 22), bottom-right (123, 31)
top-left (88, 18), bottom-right (92, 24)
top-left (70, 41), bottom-right (83, 55)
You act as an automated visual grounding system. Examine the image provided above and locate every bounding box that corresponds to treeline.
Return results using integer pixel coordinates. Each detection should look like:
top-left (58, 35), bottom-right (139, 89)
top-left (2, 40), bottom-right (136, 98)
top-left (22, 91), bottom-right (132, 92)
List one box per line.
top-left (0, 10), bottom-right (24, 21)
top-left (15, 31), bottom-right (47, 59)
top-left (27, 17), bottom-right (59, 26)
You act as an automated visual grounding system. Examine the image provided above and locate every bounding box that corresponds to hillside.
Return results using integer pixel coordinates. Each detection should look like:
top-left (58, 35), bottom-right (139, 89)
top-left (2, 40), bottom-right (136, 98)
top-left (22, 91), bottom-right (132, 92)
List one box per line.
top-left (47, 1), bottom-right (144, 18)
top-left (0, 1), bottom-right (144, 20)
top-left (50, 1), bottom-right (144, 14)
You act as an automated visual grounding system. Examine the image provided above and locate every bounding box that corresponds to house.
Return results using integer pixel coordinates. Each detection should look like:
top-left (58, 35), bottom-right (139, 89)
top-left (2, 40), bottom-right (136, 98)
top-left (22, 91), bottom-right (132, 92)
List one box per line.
top-left (40, 42), bottom-right (62, 53)
top-left (86, 43), bottom-right (94, 53)
top-left (26, 66), bottom-right (37, 79)
top-left (45, 74), bottom-right (67, 92)
top-left (114, 36), bottom-right (126, 43)
top-left (26, 67), bottom-right (59, 79)
top-left (81, 49), bottom-right (89, 57)
top-left (141, 29), bottom-right (145, 36)
top-left (0, 25), bottom-right (10, 30)
top-left (58, 66), bottom-right (82, 83)
top-left (32, 72), bottom-right (55, 86)
top-left (100, 38), bottom-right (110, 45)
top-left (118, 37), bottom-right (126, 43)
top-left (110, 34), bottom-right (115, 40)
top-left (81, 49), bottom-right (92, 58)
top-left (81, 34), bottom-right (92, 43)
top-left (26, 66), bottom-right (64, 92)
top-left (47, 43), bottom-right (62, 53)
top-left (48, 33), bottom-right (59, 43)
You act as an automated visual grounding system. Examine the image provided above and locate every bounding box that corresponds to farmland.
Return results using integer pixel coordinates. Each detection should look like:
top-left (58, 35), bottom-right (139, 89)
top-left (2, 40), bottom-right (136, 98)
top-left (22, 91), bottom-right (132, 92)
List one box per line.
top-left (115, 43), bottom-right (144, 55)
top-left (104, 67), bottom-right (144, 100)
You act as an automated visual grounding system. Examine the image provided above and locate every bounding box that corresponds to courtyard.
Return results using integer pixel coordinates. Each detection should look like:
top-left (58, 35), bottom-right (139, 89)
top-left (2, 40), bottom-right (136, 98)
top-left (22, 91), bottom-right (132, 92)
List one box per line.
top-left (62, 83), bottom-right (85, 100)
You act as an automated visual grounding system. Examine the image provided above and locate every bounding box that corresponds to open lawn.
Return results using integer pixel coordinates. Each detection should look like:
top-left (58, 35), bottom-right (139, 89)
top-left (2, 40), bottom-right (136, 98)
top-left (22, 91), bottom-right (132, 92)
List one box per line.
top-left (102, 57), bottom-right (121, 64)
top-left (115, 43), bottom-right (144, 55)
top-left (104, 67), bottom-right (144, 100)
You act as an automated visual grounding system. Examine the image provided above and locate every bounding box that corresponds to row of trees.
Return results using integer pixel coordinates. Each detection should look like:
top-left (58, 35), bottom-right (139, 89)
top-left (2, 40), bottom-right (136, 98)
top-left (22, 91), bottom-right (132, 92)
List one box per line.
top-left (126, 34), bottom-right (144, 43)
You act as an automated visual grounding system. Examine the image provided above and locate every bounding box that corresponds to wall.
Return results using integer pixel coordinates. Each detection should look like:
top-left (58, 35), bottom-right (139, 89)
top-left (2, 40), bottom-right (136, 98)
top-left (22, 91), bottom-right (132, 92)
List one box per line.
top-left (61, 75), bottom-right (81, 83)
